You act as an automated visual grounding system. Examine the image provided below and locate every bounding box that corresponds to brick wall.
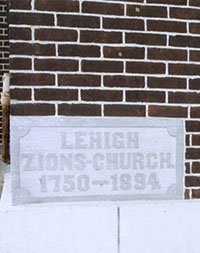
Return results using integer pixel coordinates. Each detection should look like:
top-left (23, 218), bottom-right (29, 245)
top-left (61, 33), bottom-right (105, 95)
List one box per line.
top-left (0, 0), bottom-right (9, 144)
top-left (9, 0), bottom-right (200, 199)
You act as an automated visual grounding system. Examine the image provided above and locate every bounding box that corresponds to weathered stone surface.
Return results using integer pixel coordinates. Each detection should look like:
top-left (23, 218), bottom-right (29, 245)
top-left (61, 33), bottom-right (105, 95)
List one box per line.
top-left (11, 117), bottom-right (184, 205)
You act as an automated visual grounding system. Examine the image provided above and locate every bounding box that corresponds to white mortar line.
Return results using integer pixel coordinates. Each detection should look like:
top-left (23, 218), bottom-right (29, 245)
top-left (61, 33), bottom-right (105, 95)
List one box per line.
top-left (101, 104), bottom-right (104, 117)
top-left (31, 87), bottom-right (35, 101)
top-left (55, 103), bottom-right (58, 116)
top-left (9, 40), bottom-right (200, 51)
top-left (55, 74), bottom-right (58, 87)
top-left (31, 0), bottom-right (34, 11)
top-left (9, 55), bottom-right (200, 65)
top-left (146, 104), bottom-right (149, 118)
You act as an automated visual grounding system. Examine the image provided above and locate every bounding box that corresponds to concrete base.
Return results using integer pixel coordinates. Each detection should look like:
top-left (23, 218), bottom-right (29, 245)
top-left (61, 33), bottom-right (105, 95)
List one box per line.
top-left (0, 174), bottom-right (118, 253)
top-left (120, 201), bottom-right (200, 253)
top-left (1, 174), bottom-right (200, 253)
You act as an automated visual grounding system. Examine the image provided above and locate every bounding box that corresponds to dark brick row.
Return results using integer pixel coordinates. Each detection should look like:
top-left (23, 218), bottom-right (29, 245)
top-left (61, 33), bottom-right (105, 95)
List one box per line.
top-left (127, 5), bottom-right (167, 18)
top-left (10, 13), bottom-right (54, 26)
top-left (148, 48), bottom-right (187, 61)
top-left (170, 7), bottom-right (200, 20)
top-left (82, 2), bottom-right (124, 16)
top-left (147, 20), bottom-right (186, 33)
top-left (190, 0), bottom-right (200, 7)
top-left (169, 64), bottom-right (200, 76)
top-left (35, 0), bottom-right (79, 12)
top-left (148, 105), bottom-right (187, 118)
top-left (34, 89), bottom-right (78, 101)
top-left (59, 75), bottom-right (145, 88)
top-left (10, 0), bottom-right (31, 10)
top-left (103, 18), bottom-right (144, 31)
top-left (147, 0), bottom-right (187, 5)
top-left (10, 73), bottom-right (55, 86)
top-left (192, 135), bottom-right (200, 146)
top-left (148, 77), bottom-right (186, 89)
top-left (10, 43), bottom-right (56, 56)
top-left (58, 15), bottom-right (100, 28)
top-left (168, 92), bottom-right (200, 104)
top-left (11, 103), bottom-right (101, 116)
top-left (10, 88), bottom-right (32, 100)
top-left (126, 90), bottom-right (165, 103)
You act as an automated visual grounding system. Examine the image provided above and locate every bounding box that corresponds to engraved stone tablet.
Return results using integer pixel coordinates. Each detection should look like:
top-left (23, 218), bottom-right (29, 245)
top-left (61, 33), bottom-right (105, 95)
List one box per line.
top-left (11, 117), bottom-right (184, 205)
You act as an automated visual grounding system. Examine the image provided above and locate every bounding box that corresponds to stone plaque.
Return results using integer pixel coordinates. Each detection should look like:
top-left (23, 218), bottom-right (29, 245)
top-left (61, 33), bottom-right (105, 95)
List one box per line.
top-left (11, 117), bottom-right (184, 205)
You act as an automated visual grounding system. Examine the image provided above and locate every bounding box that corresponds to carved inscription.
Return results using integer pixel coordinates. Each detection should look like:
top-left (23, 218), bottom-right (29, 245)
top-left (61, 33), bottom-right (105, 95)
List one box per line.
top-left (11, 118), bottom-right (184, 204)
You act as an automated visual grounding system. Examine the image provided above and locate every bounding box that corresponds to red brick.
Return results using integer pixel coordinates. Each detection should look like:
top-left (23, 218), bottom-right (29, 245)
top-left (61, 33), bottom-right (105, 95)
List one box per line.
top-left (147, 0), bottom-right (187, 4)
top-left (169, 92), bottom-right (200, 104)
top-left (11, 0), bottom-right (31, 10)
top-left (58, 45), bottom-right (100, 57)
top-left (169, 64), bottom-right (200, 76)
top-left (186, 148), bottom-right (200, 160)
top-left (58, 74), bottom-right (101, 87)
top-left (104, 104), bottom-right (145, 117)
top-left (127, 5), bottom-right (167, 18)
top-left (186, 121), bottom-right (200, 132)
top-left (10, 12), bottom-right (54, 26)
top-left (126, 33), bottom-right (166, 46)
top-left (185, 176), bottom-right (200, 186)
top-left (191, 107), bottom-right (200, 118)
top-left (185, 162), bottom-right (190, 174)
top-left (190, 50), bottom-right (200, 62)
top-left (103, 18), bottom-right (144, 31)
top-left (126, 90), bottom-right (165, 103)
top-left (170, 7), bottom-right (200, 20)
top-left (126, 62), bottom-right (165, 74)
top-left (82, 60), bottom-right (123, 73)
top-left (192, 135), bottom-right (200, 145)
top-left (35, 0), bottom-right (79, 12)
top-left (35, 89), bottom-right (78, 101)
top-left (58, 15), bottom-right (100, 28)
top-left (148, 77), bottom-right (186, 89)
top-left (81, 90), bottom-right (123, 102)
top-left (170, 35), bottom-right (200, 48)
top-left (35, 59), bottom-right (78, 72)
top-left (185, 189), bottom-right (190, 199)
top-left (10, 73), bottom-right (55, 86)
top-left (10, 43), bottom-right (56, 56)
top-left (104, 46), bottom-right (144, 59)
top-left (9, 27), bottom-right (31, 40)
top-left (82, 2), bottom-right (124, 15)
top-left (186, 135), bottom-right (190, 146)
top-left (192, 162), bottom-right (200, 173)
top-left (148, 20), bottom-right (186, 33)
top-left (189, 79), bottom-right (200, 90)
top-left (149, 105), bottom-right (187, 118)
top-left (190, 0), bottom-right (200, 7)
top-left (11, 104), bottom-right (55, 116)
top-left (81, 31), bottom-right (122, 44)
top-left (10, 88), bottom-right (31, 101)
top-left (192, 189), bottom-right (200, 199)
top-left (104, 75), bottom-right (145, 88)
top-left (148, 48), bottom-right (187, 61)
top-left (58, 104), bottom-right (101, 116)
top-left (190, 23), bottom-right (200, 34)
top-left (35, 29), bottom-right (77, 42)
top-left (10, 58), bottom-right (31, 70)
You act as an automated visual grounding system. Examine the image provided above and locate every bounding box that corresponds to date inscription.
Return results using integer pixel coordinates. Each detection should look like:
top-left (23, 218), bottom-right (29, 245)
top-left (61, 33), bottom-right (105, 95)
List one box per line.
top-left (40, 173), bottom-right (160, 194)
